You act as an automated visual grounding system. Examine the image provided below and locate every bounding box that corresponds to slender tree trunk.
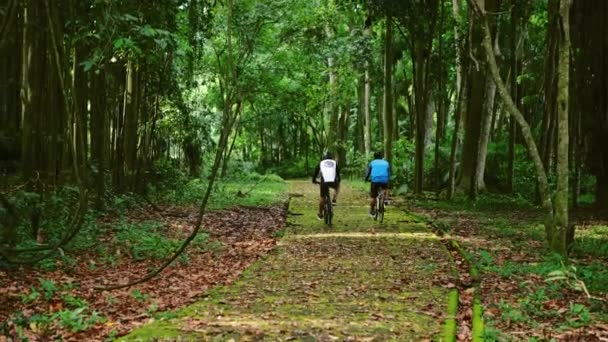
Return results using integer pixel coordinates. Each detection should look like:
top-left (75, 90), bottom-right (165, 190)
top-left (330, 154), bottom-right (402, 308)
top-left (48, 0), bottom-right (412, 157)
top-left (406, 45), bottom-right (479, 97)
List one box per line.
top-left (337, 105), bottom-right (348, 167)
top-left (459, 56), bottom-right (484, 195)
top-left (90, 72), bottom-right (108, 209)
top-left (356, 75), bottom-right (365, 153)
top-left (21, 0), bottom-right (45, 184)
top-left (448, 0), bottom-right (465, 199)
top-left (472, 71), bottom-right (496, 197)
top-left (413, 47), bottom-right (427, 194)
top-left (459, 0), bottom-right (499, 197)
top-left (74, 44), bottom-right (89, 185)
top-left (377, 85), bottom-right (384, 144)
top-left (435, 0), bottom-right (446, 191)
top-left (113, 66), bottom-right (126, 190)
top-left (123, 60), bottom-right (139, 191)
top-left (507, 0), bottom-right (518, 193)
top-left (448, 75), bottom-right (467, 199)
top-left (551, 0), bottom-right (570, 254)
top-left (326, 22), bottom-right (338, 153)
top-left (383, 13), bottom-right (394, 162)
top-left (0, 0), bottom-right (21, 170)
top-left (364, 61), bottom-right (372, 156)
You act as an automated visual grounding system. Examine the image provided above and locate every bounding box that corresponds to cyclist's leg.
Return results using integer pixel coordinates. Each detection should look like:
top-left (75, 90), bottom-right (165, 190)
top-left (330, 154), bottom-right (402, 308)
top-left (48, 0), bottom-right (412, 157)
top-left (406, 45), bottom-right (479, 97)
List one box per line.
top-left (318, 183), bottom-right (328, 219)
top-left (380, 184), bottom-right (388, 200)
top-left (369, 183), bottom-right (378, 214)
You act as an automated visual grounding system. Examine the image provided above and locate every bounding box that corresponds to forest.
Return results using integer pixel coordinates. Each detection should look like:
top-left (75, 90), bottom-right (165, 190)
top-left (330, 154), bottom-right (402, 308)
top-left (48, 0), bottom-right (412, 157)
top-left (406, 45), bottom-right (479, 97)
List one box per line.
top-left (1, 0), bottom-right (607, 340)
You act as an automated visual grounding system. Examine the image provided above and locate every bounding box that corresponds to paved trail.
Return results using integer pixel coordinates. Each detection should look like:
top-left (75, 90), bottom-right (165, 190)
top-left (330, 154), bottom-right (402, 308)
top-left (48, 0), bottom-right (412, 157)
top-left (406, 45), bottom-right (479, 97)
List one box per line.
top-left (122, 181), bottom-right (455, 341)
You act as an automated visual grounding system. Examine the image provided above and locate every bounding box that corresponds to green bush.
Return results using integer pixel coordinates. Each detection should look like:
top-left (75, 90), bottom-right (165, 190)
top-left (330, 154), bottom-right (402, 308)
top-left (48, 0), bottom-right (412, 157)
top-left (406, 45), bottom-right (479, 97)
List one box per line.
top-left (263, 157), bottom-right (311, 179)
top-left (391, 138), bottom-right (416, 188)
top-left (114, 220), bottom-right (179, 261)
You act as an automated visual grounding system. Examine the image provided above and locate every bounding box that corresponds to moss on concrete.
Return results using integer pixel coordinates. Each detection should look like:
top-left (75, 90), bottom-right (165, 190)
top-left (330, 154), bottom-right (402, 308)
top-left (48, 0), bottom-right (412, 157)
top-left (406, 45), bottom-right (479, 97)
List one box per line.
top-left (119, 180), bottom-right (455, 341)
top-left (441, 289), bottom-right (459, 342)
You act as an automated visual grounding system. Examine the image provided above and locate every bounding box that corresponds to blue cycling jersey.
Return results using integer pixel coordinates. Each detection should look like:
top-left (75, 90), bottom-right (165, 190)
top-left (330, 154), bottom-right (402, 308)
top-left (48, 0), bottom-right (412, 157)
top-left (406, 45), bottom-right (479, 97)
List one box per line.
top-left (369, 159), bottom-right (390, 183)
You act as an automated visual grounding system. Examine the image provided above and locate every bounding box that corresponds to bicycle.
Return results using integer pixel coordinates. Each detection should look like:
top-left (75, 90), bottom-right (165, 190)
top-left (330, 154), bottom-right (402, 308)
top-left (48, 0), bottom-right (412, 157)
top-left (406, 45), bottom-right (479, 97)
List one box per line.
top-left (322, 191), bottom-right (333, 225)
top-left (314, 180), bottom-right (333, 225)
top-left (374, 188), bottom-right (386, 223)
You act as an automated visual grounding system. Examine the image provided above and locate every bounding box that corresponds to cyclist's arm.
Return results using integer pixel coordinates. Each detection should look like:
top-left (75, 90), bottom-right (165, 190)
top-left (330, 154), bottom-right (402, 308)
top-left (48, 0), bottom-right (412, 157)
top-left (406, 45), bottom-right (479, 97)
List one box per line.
top-left (336, 162), bottom-right (341, 183)
top-left (365, 165), bottom-right (371, 182)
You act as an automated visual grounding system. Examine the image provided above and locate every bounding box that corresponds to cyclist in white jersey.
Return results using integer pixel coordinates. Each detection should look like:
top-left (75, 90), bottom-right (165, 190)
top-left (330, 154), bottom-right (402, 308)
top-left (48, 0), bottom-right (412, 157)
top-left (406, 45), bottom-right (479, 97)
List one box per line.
top-left (312, 152), bottom-right (341, 220)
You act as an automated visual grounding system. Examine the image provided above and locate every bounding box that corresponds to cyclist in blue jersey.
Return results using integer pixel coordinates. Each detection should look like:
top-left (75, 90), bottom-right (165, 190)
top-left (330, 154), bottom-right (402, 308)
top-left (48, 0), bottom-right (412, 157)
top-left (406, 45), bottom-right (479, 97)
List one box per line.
top-left (365, 151), bottom-right (390, 217)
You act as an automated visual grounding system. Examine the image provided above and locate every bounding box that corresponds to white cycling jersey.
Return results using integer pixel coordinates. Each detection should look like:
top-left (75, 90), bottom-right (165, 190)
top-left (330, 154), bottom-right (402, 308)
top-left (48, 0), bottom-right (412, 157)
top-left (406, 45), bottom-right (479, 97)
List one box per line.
top-left (320, 159), bottom-right (337, 182)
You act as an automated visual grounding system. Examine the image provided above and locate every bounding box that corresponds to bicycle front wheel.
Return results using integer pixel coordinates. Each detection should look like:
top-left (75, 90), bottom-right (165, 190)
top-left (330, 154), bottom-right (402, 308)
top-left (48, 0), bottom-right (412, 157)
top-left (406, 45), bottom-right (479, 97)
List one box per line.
top-left (324, 198), bottom-right (333, 225)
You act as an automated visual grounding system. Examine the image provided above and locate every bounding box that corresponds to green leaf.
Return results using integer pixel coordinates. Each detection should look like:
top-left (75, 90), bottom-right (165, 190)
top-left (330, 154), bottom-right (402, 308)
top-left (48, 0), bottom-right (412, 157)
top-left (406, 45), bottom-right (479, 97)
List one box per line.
top-left (154, 38), bottom-right (167, 50)
top-left (81, 59), bottom-right (96, 72)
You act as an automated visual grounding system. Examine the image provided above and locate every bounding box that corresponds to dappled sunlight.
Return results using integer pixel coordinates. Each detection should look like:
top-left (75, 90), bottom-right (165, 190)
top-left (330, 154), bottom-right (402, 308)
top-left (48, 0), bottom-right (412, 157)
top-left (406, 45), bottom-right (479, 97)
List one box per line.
top-left (280, 231), bottom-right (437, 240)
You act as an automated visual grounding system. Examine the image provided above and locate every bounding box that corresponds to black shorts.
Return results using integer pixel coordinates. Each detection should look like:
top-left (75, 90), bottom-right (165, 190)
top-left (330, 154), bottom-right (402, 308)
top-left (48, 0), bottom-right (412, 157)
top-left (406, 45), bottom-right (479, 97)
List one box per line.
top-left (370, 182), bottom-right (388, 198)
top-left (320, 182), bottom-right (339, 197)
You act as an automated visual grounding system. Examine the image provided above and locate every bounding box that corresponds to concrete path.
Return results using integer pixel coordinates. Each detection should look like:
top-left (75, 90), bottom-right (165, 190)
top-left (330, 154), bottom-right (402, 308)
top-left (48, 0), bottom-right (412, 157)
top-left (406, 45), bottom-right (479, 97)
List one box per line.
top-left (121, 181), bottom-right (455, 341)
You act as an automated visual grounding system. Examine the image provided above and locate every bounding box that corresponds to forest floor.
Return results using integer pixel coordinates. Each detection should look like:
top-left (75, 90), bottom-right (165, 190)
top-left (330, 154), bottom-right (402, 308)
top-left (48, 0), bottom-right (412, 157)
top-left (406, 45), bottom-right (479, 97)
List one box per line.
top-left (5, 177), bottom-right (605, 341)
top-left (0, 177), bottom-right (289, 341)
top-left (409, 195), bottom-right (608, 341)
top-left (121, 180), bottom-right (457, 341)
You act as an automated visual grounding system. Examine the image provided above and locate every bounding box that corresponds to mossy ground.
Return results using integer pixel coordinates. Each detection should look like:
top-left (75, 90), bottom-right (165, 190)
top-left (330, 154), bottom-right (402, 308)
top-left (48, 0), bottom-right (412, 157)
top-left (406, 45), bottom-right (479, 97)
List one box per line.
top-left (120, 181), bottom-right (455, 341)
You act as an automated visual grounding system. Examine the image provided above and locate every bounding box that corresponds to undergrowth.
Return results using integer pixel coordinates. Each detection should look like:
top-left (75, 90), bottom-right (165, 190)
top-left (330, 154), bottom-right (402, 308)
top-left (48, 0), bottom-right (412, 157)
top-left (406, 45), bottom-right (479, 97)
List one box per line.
top-left (413, 193), bottom-right (608, 340)
top-left (1, 171), bottom-right (286, 271)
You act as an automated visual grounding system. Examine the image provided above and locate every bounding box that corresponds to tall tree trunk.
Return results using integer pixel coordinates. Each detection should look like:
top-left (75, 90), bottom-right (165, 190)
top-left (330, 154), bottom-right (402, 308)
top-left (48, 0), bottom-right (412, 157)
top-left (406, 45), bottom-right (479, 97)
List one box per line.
top-left (551, 0), bottom-right (570, 255)
top-left (123, 60), bottom-right (139, 191)
top-left (383, 14), bottom-right (394, 162)
top-left (0, 1), bottom-right (22, 174)
top-left (377, 85), bottom-right (384, 144)
top-left (356, 75), bottom-right (365, 153)
top-left (459, 0), bottom-right (499, 197)
top-left (74, 44), bottom-right (89, 186)
top-left (588, 2), bottom-right (608, 210)
top-left (326, 23), bottom-right (338, 153)
top-left (541, 1), bottom-right (559, 175)
top-left (113, 66), bottom-right (126, 190)
top-left (363, 55), bottom-right (372, 156)
top-left (435, 0), bottom-right (446, 191)
top-left (448, 75), bottom-right (467, 199)
top-left (472, 71), bottom-right (497, 197)
top-left (337, 105), bottom-right (348, 167)
top-left (21, 0), bottom-right (46, 184)
top-left (90, 72), bottom-right (108, 209)
top-left (448, 0), bottom-right (465, 199)
top-left (458, 56), bottom-right (485, 194)
top-left (413, 46), bottom-right (428, 194)
top-left (506, 0), bottom-right (519, 193)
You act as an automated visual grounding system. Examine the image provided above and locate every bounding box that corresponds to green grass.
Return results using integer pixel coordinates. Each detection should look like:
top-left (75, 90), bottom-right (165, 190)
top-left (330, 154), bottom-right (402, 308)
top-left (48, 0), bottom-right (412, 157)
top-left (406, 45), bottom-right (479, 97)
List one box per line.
top-left (416, 192), bottom-right (533, 214)
top-left (572, 225), bottom-right (608, 259)
top-left (156, 173), bottom-right (288, 208)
